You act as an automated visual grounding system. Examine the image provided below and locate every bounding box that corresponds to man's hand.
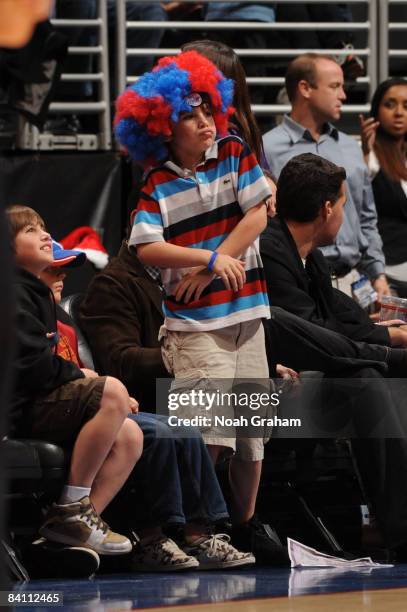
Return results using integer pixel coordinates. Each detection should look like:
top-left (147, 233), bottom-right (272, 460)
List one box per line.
top-left (372, 274), bottom-right (391, 302)
top-left (376, 319), bottom-right (406, 327)
top-left (388, 327), bottom-right (407, 347)
top-left (129, 397), bottom-right (139, 414)
top-left (359, 114), bottom-right (380, 158)
top-left (276, 364), bottom-right (299, 380)
top-left (80, 368), bottom-right (99, 378)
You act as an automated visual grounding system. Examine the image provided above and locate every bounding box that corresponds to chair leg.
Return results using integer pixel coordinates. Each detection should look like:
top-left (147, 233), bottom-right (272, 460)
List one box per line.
top-left (1, 540), bottom-right (30, 582)
top-left (286, 482), bottom-right (344, 555)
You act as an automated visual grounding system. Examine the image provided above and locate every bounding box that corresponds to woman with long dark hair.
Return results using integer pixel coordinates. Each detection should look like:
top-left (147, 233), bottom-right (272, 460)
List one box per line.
top-left (181, 39), bottom-right (268, 169)
top-left (360, 78), bottom-right (407, 295)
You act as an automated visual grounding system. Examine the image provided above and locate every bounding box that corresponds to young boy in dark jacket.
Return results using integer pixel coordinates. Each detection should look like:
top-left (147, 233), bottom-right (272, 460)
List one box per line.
top-left (7, 205), bottom-right (143, 556)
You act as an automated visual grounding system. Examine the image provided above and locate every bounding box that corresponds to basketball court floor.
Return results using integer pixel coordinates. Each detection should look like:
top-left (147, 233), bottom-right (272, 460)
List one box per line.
top-left (13, 564), bottom-right (407, 611)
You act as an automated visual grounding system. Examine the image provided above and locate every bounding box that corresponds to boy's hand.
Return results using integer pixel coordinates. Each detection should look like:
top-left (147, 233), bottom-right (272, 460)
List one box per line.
top-left (175, 268), bottom-right (215, 303)
top-left (81, 368), bottom-right (99, 378)
top-left (212, 253), bottom-right (246, 291)
top-left (174, 254), bottom-right (246, 303)
top-left (129, 397), bottom-right (139, 413)
top-left (266, 193), bottom-right (277, 218)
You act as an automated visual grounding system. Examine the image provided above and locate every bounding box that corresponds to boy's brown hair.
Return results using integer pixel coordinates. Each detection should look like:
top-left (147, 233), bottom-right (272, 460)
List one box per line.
top-left (6, 205), bottom-right (45, 240)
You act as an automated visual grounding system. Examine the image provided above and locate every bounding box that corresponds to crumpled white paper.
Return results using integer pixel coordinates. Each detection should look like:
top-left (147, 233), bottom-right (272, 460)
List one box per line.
top-left (288, 538), bottom-right (394, 569)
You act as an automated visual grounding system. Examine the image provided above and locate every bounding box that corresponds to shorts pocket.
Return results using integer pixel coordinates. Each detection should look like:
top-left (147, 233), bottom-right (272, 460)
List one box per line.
top-left (161, 344), bottom-right (174, 375)
top-left (161, 331), bottom-right (188, 375)
top-left (168, 369), bottom-right (212, 430)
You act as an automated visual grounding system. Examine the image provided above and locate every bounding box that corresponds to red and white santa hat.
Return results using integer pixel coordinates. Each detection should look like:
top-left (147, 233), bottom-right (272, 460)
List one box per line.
top-left (60, 226), bottom-right (109, 269)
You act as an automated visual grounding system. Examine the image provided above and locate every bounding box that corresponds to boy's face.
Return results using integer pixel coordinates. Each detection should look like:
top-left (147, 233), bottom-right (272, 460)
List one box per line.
top-left (15, 221), bottom-right (53, 276)
top-left (40, 266), bottom-right (67, 304)
top-left (169, 102), bottom-right (216, 165)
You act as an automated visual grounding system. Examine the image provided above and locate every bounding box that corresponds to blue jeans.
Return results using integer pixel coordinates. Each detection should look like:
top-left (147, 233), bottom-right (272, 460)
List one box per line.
top-left (127, 413), bottom-right (229, 528)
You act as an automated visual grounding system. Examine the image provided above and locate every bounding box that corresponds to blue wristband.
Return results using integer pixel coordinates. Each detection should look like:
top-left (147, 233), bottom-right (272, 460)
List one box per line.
top-left (207, 251), bottom-right (218, 272)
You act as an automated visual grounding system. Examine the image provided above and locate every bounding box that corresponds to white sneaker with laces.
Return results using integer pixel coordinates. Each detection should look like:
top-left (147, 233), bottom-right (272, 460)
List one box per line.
top-left (131, 536), bottom-right (199, 572)
top-left (183, 533), bottom-right (255, 570)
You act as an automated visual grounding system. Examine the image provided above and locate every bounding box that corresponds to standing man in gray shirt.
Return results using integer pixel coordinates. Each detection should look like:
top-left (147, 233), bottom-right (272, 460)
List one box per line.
top-left (263, 53), bottom-right (390, 301)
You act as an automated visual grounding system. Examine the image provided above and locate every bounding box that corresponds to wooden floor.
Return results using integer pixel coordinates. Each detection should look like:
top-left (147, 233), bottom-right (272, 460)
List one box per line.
top-left (147, 589), bottom-right (407, 612)
top-left (16, 565), bottom-right (407, 611)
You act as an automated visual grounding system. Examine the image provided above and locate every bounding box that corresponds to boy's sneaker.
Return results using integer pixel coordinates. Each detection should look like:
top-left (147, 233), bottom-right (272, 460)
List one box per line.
top-left (39, 496), bottom-right (132, 555)
top-left (183, 534), bottom-right (255, 570)
top-left (231, 516), bottom-right (290, 567)
top-left (26, 538), bottom-right (100, 578)
top-left (131, 536), bottom-right (199, 572)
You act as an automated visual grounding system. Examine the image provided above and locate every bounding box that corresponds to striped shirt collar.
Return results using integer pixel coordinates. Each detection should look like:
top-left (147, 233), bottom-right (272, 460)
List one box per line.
top-left (282, 114), bottom-right (339, 144)
top-left (164, 141), bottom-right (219, 177)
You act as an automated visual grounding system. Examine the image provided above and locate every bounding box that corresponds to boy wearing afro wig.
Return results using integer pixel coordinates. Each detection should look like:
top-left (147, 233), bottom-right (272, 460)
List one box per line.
top-left (115, 51), bottom-right (288, 565)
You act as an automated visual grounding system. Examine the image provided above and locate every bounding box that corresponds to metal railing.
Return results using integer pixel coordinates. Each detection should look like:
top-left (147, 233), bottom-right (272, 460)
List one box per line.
top-left (18, 0), bottom-right (111, 151)
top-left (379, 0), bottom-right (407, 82)
top-left (116, 0), bottom-right (376, 121)
top-left (12, 0), bottom-right (406, 149)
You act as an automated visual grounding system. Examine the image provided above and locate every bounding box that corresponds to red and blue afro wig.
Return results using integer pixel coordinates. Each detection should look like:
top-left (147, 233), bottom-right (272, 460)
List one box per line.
top-left (114, 50), bottom-right (234, 166)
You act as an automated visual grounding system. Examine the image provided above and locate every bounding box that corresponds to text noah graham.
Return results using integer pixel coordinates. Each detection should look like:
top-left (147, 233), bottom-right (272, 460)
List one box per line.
top-left (167, 414), bottom-right (302, 428)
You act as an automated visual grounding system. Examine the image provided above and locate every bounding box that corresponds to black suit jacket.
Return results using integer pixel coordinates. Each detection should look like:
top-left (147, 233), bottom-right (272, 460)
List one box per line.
top-left (260, 217), bottom-right (390, 346)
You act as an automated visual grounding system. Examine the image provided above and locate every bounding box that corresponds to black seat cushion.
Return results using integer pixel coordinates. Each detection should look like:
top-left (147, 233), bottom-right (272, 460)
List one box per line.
top-left (3, 438), bottom-right (68, 481)
top-left (3, 438), bottom-right (41, 480)
top-left (60, 294), bottom-right (95, 370)
top-left (23, 440), bottom-right (68, 478)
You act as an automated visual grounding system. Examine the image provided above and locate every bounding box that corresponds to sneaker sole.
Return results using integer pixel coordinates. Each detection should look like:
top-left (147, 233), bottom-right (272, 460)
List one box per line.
top-left (197, 555), bottom-right (256, 570)
top-left (131, 559), bottom-right (200, 572)
top-left (39, 528), bottom-right (132, 556)
top-left (29, 538), bottom-right (100, 577)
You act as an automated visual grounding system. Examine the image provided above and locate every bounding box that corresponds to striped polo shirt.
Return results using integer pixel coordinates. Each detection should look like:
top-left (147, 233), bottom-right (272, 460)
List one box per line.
top-left (130, 135), bottom-right (271, 331)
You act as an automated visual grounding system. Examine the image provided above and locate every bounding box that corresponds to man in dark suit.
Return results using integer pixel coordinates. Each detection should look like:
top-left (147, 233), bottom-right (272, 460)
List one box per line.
top-left (260, 152), bottom-right (407, 372)
top-left (260, 152), bottom-right (407, 558)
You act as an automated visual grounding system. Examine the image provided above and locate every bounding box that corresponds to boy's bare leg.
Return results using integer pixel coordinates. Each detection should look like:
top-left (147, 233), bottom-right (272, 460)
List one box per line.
top-left (208, 445), bottom-right (261, 522)
top-left (40, 378), bottom-right (139, 554)
top-left (229, 458), bottom-right (262, 524)
top-left (67, 377), bottom-right (131, 489)
top-left (91, 418), bottom-right (143, 514)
